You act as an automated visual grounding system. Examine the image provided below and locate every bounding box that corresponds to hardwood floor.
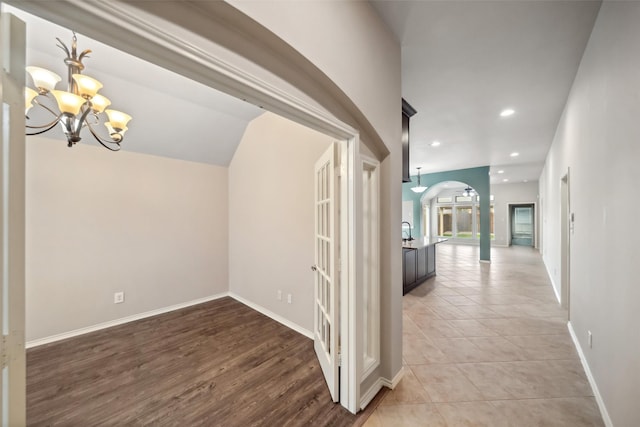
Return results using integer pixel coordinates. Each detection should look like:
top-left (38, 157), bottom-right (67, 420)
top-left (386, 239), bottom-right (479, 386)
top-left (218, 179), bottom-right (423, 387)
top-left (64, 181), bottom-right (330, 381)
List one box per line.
top-left (27, 297), bottom-right (383, 426)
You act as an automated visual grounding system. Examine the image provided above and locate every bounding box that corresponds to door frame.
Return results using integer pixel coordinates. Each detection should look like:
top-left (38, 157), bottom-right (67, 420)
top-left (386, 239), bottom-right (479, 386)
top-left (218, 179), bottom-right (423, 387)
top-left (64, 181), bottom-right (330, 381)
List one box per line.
top-left (3, 0), bottom-right (367, 415)
top-left (560, 171), bottom-right (571, 316)
top-left (0, 11), bottom-right (26, 426)
top-left (507, 202), bottom-right (537, 248)
top-left (360, 155), bottom-right (380, 381)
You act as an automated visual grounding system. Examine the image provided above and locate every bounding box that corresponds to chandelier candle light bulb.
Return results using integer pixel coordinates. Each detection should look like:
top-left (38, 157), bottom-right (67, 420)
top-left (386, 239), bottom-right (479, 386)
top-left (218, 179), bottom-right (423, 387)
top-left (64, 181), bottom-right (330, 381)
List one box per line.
top-left (51, 90), bottom-right (86, 115)
top-left (26, 66), bottom-right (61, 93)
top-left (72, 74), bottom-right (103, 99)
top-left (25, 87), bottom-right (38, 114)
top-left (24, 32), bottom-right (132, 151)
top-left (90, 94), bottom-right (111, 113)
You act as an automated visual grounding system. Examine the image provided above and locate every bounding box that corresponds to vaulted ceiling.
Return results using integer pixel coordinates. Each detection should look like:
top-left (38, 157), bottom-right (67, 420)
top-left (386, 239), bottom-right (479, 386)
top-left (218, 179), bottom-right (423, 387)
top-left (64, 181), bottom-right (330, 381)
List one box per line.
top-left (9, 4), bottom-right (264, 166)
top-left (372, 0), bottom-right (601, 184)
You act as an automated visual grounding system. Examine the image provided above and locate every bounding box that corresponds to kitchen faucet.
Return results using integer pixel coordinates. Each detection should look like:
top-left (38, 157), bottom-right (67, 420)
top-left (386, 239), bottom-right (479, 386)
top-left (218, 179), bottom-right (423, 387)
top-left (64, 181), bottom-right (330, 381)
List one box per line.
top-left (402, 221), bottom-right (414, 241)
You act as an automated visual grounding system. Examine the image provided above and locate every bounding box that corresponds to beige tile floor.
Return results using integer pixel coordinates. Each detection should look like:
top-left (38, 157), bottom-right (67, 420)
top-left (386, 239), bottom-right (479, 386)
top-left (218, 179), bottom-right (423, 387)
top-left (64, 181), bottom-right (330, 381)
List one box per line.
top-left (365, 244), bottom-right (604, 427)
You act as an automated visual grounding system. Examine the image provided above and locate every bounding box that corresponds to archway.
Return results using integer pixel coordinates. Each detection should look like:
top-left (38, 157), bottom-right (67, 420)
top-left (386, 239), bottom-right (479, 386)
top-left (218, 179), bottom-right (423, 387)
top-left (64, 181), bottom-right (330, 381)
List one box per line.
top-left (402, 166), bottom-right (491, 262)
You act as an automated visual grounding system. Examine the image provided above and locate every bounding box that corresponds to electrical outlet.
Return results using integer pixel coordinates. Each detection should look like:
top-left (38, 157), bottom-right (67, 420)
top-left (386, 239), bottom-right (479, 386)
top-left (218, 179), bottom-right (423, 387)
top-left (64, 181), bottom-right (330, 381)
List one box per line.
top-left (114, 291), bottom-right (125, 304)
top-left (287, 294), bottom-right (292, 304)
top-left (277, 290), bottom-right (282, 301)
top-left (588, 331), bottom-right (593, 348)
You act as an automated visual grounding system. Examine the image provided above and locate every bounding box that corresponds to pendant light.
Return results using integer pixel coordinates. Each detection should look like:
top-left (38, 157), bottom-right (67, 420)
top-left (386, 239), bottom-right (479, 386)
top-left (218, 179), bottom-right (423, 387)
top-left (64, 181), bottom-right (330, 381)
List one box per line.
top-left (462, 186), bottom-right (475, 197)
top-left (411, 167), bottom-right (427, 193)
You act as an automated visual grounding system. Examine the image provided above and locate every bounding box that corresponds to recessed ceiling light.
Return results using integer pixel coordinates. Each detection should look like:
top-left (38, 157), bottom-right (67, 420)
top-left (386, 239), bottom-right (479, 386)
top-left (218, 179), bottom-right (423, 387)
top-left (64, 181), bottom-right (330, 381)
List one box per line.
top-left (500, 108), bottom-right (515, 117)
top-left (524, 179), bottom-right (528, 183)
top-left (503, 178), bottom-right (509, 182)
top-left (497, 170), bottom-right (504, 174)
top-left (510, 152), bottom-right (519, 157)
top-left (430, 140), bottom-right (441, 147)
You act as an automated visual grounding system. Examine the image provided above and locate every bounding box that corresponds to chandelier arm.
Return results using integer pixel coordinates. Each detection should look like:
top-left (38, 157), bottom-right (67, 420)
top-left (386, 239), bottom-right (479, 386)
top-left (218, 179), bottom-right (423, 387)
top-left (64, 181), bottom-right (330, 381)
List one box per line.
top-left (26, 113), bottom-right (63, 132)
top-left (26, 120), bottom-right (60, 136)
top-left (32, 98), bottom-right (60, 118)
top-left (73, 104), bottom-right (94, 135)
top-left (85, 121), bottom-right (121, 151)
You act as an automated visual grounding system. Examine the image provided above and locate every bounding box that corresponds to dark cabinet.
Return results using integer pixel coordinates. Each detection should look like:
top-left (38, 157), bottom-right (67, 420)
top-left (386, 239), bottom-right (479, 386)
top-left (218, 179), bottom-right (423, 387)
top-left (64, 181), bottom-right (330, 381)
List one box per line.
top-left (403, 248), bottom-right (416, 285)
top-left (402, 244), bottom-right (437, 295)
top-left (427, 246), bottom-right (435, 274)
top-left (417, 247), bottom-right (427, 278)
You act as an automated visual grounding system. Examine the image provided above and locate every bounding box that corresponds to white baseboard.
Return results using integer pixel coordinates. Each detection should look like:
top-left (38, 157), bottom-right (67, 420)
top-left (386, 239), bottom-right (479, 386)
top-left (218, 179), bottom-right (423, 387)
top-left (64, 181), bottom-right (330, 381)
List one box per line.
top-left (359, 366), bottom-right (405, 409)
top-left (26, 293), bottom-right (229, 348)
top-left (360, 378), bottom-right (384, 410)
top-left (567, 322), bottom-right (613, 427)
top-left (544, 259), bottom-right (562, 304)
top-left (228, 291), bottom-right (313, 339)
top-left (384, 366), bottom-right (405, 389)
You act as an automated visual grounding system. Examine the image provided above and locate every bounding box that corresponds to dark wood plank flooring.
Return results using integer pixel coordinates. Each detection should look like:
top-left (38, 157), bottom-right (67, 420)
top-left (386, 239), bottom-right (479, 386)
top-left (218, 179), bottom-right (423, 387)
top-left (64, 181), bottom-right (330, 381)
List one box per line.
top-left (27, 297), bottom-right (384, 426)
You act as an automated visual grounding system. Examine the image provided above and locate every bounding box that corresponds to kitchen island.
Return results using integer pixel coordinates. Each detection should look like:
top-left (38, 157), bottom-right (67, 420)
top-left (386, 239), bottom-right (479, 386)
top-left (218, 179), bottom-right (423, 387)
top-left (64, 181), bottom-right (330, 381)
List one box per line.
top-left (402, 237), bottom-right (447, 295)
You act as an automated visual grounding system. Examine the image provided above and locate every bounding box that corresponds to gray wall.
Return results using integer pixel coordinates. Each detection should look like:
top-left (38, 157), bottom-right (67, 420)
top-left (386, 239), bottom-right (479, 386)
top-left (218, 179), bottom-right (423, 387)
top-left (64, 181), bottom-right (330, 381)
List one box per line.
top-left (26, 137), bottom-right (229, 342)
top-left (228, 112), bottom-right (332, 333)
top-left (539, 2), bottom-right (640, 425)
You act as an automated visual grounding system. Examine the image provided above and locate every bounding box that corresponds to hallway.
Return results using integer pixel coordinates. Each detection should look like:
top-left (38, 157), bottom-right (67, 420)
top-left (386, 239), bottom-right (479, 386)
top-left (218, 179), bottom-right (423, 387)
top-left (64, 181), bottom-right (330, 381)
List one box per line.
top-left (366, 244), bottom-right (604, 426)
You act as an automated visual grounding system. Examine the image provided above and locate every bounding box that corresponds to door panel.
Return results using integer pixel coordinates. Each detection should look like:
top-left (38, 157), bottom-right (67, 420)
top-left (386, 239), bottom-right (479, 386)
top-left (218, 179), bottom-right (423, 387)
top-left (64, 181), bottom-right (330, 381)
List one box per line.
top-left (0, 12), bottom-right (26, 426)
top-left (313, 143), bottom-right (339, 402)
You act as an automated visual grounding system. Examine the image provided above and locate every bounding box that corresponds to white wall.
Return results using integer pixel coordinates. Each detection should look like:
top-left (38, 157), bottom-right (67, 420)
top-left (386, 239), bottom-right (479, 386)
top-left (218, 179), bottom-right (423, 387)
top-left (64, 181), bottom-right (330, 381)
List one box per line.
top-left (26, 137), bottom-right (229, 342)
top-left (228, 112), bottom-right (332, 333)
top-left (539, 2), bottom-right (640, 425)
top-left (491, 182), bottom-right (539, 248)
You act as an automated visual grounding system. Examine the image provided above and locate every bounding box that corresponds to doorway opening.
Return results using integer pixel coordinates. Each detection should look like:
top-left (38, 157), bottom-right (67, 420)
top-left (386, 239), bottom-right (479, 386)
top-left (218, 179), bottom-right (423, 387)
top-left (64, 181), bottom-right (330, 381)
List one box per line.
top-left (2, 1), bottom-right (370, 419)
top-left (509, 204), bottom-right (535, 247)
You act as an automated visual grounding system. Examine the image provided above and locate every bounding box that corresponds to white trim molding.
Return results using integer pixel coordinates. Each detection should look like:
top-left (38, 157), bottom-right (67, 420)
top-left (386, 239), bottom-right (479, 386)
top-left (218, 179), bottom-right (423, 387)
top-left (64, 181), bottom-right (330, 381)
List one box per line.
top-left (26, 293), bottom-right (229, 348)
top-left (229, 292), bottom-right (313, 339)
top-left (359, 366), bottom-right (405, 410)
top-left (361, 156), bottom-right (381, 381)
top-left (567, 322), bottom-right (613, 427)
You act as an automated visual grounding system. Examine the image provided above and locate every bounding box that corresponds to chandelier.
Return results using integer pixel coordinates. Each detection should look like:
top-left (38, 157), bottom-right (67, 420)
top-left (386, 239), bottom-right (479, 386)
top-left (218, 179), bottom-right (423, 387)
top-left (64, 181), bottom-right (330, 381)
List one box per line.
top-left (462, 186), bottom-right (475, 197)
top-left (24, 32), bottom-right (132, 151)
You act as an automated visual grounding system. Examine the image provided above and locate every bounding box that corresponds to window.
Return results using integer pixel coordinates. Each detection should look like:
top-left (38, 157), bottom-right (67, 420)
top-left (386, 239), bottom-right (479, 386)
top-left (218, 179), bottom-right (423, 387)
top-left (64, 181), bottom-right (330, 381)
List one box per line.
top-left (434, 191), bottom-right (495, 241)
top-left (437, 207), bottom-right (452, 236)
top-left (455, 206), bottom-right (473, 238)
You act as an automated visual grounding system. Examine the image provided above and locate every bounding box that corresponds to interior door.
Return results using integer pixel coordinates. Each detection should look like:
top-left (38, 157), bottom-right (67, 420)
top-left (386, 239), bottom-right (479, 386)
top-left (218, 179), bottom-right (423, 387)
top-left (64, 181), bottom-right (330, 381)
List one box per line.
top-left (0, 11), bottom-right (26, 426)
top-left (313, 143), bottom-right (339, 402)
top-left (511, 205), bottom-right (534, 246)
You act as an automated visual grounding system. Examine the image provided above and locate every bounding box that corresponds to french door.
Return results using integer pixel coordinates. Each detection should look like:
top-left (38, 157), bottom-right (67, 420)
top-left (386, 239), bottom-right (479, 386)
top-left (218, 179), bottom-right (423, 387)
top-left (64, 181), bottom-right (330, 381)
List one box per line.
top-left (0, 10), bottom-right (26, 426)
top-left (313, 143), bottom-right (339, 402)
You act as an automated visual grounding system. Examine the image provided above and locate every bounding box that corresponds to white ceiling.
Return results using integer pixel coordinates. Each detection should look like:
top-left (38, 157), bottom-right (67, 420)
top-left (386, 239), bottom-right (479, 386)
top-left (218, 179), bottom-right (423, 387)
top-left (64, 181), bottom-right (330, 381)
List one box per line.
top-left (7, 4), bottom-right (264, 166)
top-left (8, 2), bottom-right (602, 179)
top-left (372, 0), bottom-right (601, 184)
